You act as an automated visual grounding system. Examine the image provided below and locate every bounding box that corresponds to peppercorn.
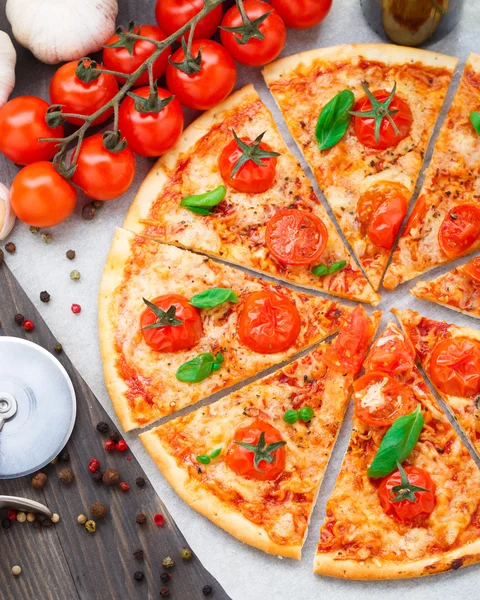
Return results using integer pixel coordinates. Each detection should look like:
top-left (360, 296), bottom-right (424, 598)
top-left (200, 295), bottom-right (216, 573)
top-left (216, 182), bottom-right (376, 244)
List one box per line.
top-left (42, 518), bottom-right (53, 528)
top-left (40, 291), bottom-right (51, 303)
top-left (40, 232), bottom-right (52, 244)
top-left (202, 585), bottom-right (213, 596)
top-left (154, 514), bottom-right (164, 526)
top-left (29, 226), bottom-right (40, 235)
top-left (85, 520), bottom-right (96, 533)
top-left (136, 513), bottom-right (147, 525)
top-left (82, 203), bottom-right (96, 220)
top-left (59, 450), bottom-right (70, 461)
top-left (119, 481), bottom-right (130, 492)
top-left (22, 320), bottom-right (35, 332)
top-left (102, 469), bottom-right (120, 486)
top-left (159, 589), bottom-right (170, 598)
top-left (71, 303), bottom-right (81, 314)
top-left (54, 342), bottom-right (63, 353)
top-left (116, 440), bottom-right (128, 452)
top-left (136, 476), bottom-right (145, 488)
top-left (92, 470), bottom-right (103, 482)
top-left (32, 472), bottom-right (47, 489)
top-left (5, 242), bottom-right (15, 254)
top-left (90, 502), bottom-right (107, 519)
top-left (7, 509), bottom-right (17, 521)
top-left (2, 518), bottom-right (11, 529)
top-left (58, 467), bottom-right (74, 485)
top-left (109, 431), bottom-right (120, 442)
top-left (11, 566), bottom-right (21, 576)
top-left (17, 512), bottom-right (26, 523)
top-left (70, 269), bottom-right (81, 281)
top-left (51, 513), bottom-right (60, 524)
top-left (88, 458), bottom-right (100, 473)
top-left (26, 513), bottom-right (36, 523)
top-left (14, 313), bottom-right (24, 325)
top-left (66, 249), bottom-right (76, 260)
top-left (92, 200), bottom-right (104, 210)
top-left (162, 557), bottom-right (174, 569)
top-left (180, 548), bottom-right (193, 561)
top-left (77, 514), bottom-right (87, 525)
top-left (104, 439), bottom-right (115, 451)
top-left (32, 520), bottom-right (41, 531)
top-left (133, 571), bottom-right (144, 582)
top-left (160, 573), bottom-right (170, 584)
top-left (96, 421), bottom-right (109, 434)
top-left (133, 548), bottom-right (144, 560)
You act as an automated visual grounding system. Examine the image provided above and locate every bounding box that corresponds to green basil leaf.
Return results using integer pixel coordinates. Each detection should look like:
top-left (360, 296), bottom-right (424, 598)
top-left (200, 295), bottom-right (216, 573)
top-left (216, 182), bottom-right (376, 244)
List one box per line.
top-left (311, 264), bottom-right (329, 277)
top-left (328, 260), bottom-right (347, 274)
top-left (176, 352), bottom-right (224, 383)
top-left (189, 288), bottom-right (238, 309)
top-left (367, 405), bottom-right (424, 478)
top-left (185, 206), bottom-right (213, 216)
top-left (470, 111), bottom-right (480, 134)
top-left (209, 447), bottom-right (222, 459)
top-left (316, 90), bottom-right (355, 151)
top-left (180, 185), bottom-right (227, 215)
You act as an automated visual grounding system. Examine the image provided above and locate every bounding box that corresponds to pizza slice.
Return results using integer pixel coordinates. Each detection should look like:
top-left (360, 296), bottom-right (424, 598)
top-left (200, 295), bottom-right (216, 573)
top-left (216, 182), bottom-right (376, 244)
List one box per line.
top-left (314, 322), bottom-right (480, 579)
top-left (384, 53), bottom-right (480, 289)
top-left (263, 43), bottom-right (456, 290)
top-left (140, 308), bottom-right (380, 559)
top-left (411, 255), bottom-right (480, 319)
top-left (99, 227), bottom-right (358, 432)
top-left (123, 84), bottom-right (380, 306)
top-left (394, 308), bottom-right (480, 457)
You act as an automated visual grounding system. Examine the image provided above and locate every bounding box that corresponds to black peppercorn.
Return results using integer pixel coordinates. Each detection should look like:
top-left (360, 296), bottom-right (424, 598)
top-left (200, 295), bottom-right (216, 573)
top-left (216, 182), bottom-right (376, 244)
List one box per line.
top-left (2, 518), bottom-right (11, 529)
top-left (136, 513), bottom-right (147, 525)
top-left (136, 476), bottom-right (145, 488)
top-left (40, 291), bottom-right (51, 303)
top-left (32, 519), bottom-right (41, 531)
top-left (109, 431), bottom-right (120, 442)
top-left (32, 472), bottom-right (48, 489)
top-left (58, 467), bottom-right (74, 485)
top-left (133, 548), bottom-right (144, 560)
top-left (66, 249), bottom-right (76, 260)
top-left (160, 573), bottom-right (170, 584)
top-left (203, 585), bottom-right (213, 596)
top-left (96, 421), bottom-right (109, 434)
top-left (42, 518), bottom-right (53, 528)
top-left (133, 571), bottom-right (144, 582)
top-left (14, 313), bottom-right (24, 325)
top-left (90, 502), bottom-right (108, 519)
top-left (92, 471), bottom-right (103, 482)
top-left (54, 343), bottom-right (63, 353)
top-left (92, 200), bottom-right (104, 209)
top-left (82, 203), bottom-right (96, 221)
top-left (5, 242), bottom-right (15, 254)
top-left (159, 589), bottom-right (170, 598)
top-left (59, 450), bottom-right (70, 461)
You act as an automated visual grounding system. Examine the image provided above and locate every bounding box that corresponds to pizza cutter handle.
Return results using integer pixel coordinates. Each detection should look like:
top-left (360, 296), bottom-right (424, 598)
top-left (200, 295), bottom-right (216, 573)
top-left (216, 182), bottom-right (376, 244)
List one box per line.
top-left (0, 495), bottom-right (53, 518)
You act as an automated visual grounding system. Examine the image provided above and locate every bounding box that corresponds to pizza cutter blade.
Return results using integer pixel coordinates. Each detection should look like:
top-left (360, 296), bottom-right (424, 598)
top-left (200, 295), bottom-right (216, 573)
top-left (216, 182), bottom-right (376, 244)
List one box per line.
top-left (0, 337), bottom-right (76, 479)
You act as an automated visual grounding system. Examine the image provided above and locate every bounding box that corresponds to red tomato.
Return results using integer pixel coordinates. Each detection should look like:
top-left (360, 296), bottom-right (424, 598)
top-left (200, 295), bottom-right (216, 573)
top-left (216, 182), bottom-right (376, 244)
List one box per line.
top-left (430, 337), bottom-right (480, 397)
top-left (0, 96), bottom-right (64, 166)
top-left (438, 204), bottom-right (480, 258)
top-left (155, 0), bottom-right (223, 40)
top-left (71, 134), bottom-right (135, 201)
top-left (323, 306), bottom-right (373, 374)
top-left (364, 327), bottom-right (415, 376)
top-left (353, 372), bottom-right (418, 427)
top-left (356, 181), bottom-right (409, 250)
top-left (378, 466), bottom-right (436, 522)
top-left (404, 194), bottom-right (426, 236)
top-left (118, 87), bottom-right (184, 157)
top-left (103, 25), bottom-right (171, 86)
top-left (269, 0), bottom-right (332, 29)
top-left (166, 39), bottom-right (236, 111)
top-left (50, 60), bottom-right (119, 126)
top-left (220, 0), bottom-right (286, 67)
top-left (353, 89), bottom-right (413, 150)
top-left (140, 294), bottom-right (203, 352)
top-left (461, 257), bottom-right (480, 283)
top-left (237, 290), bottom-right (301, 354)
top-left (225, 419), bottom-right (286, 481)
top-left (10, 162), bottom-right (76, 227)
top-left (219, 136), bottom-right (277, 193)
top-left (265, 209), bottom-right (328, 265)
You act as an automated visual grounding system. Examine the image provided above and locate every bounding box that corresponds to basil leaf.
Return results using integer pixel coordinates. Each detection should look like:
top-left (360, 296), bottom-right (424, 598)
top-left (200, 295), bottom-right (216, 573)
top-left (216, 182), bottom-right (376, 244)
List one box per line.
top-left (311, 264), bottom-right (329, 277)
top-left (176, 352), bottom-right (224, 383)
top-left (367, 405), bottom-right (424, 478)
top-left (180, 185), bottom-right (227, 215)
top-left (470, 111), bottom-right (480, 134)
top-left (189, 288), bottom-right (238, 309)
top-left (328, 260), bottom-right (347, 274)
top-left (316, 90), bottom-right (355, 151)
top-left (209, 447), bottom-right (222, 459)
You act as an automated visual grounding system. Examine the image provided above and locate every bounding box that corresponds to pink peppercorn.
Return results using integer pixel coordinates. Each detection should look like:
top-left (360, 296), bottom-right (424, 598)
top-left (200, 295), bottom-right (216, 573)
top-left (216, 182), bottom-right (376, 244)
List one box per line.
top-left (119, 482), bottom-right (130, 492)
top-left (154, 514), bottom-right (164, 526)
top-left (71, 304), bottom-right (81, 314)
top-left (7, 509), bottom-right (17, 521)
top-left (116, 440), bottom-right (128, 452)
top-left (22, 320), bottom-right (35, 331)
top-left (104, 440), bottom-right (116, 451)
top-left (88, 458), bottom-right (99, 473)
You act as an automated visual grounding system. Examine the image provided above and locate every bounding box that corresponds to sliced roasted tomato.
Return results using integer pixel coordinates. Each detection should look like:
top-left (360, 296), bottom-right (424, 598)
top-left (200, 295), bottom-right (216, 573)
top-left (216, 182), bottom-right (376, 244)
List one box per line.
top-left (461, 256), bottom-right (480, 283)
top-left (237, 290), bottom-right (301, 354)
top-left (378, 466), bottom-right (436, 523)
top-left (438, 204), bottom-right (480, 258)
top-left (353, 372), bottom-right (417, 426)
top-left (265, 209), bottom-right (328, 265)
top-left (430, 337), bottom-right (480, 397)
top-left (322, 306), bottom-right (373, 374)
top-left (356, 181), bottom-right (409, 250)
top-left (364, 326), bottom-right (415, 376)
top-left (140, 293), bottom-right (203, 352)
top-left (225, 419), bottom-right (286, 481)
top-left (404, 194), bottom-right (426, 236)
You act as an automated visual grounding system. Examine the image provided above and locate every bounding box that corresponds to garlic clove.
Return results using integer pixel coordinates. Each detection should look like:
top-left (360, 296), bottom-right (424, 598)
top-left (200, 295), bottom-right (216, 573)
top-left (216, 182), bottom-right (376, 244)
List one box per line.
top-left (0, 182), bottom-right (16, 241)
top-left (0, 31), bottom-right (16, 107)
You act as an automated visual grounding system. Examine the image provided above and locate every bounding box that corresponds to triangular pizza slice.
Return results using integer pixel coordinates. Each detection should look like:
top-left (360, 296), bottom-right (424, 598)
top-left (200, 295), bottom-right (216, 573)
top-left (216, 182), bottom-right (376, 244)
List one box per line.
top-left (263, 44), bottom-right (456, 290)
top-left (99, 228), bottom-right (357, 431)
top-left (123, 84), bottom-right (379, 306)
top-left (140, 307), bottom-right (380, 559)
top-left (314, 322), bottom-right (480, 579)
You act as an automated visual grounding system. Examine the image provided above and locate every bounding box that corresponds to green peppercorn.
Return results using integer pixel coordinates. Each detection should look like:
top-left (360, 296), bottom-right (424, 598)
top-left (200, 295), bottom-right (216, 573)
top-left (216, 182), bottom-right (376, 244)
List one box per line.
top-left (283, 409), bottom-right (299, 425)
top-left (29, 226), bottom-right (40, 235)
top-left (40, 232), bottom-right (52, 244)
top-left (180, 548), bottom-right (193, 561)
top-left (54, 343), bottom-right (63, 353)
top-left (196, 455), bottom-right (211, 465)
top-left (162, 556), bottom-right (175, 569)
top-left (70, 270), bottom-right (81, 281)
top-left (298, 407), bottom-right (315, 422)
top-left (85, 520), bottom-right (96, 533)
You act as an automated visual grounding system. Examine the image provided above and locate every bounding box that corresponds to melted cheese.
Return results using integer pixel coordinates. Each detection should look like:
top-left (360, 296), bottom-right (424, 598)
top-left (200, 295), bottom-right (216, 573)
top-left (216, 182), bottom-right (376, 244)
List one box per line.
top-left (357, 378), bottom-right (388, 412)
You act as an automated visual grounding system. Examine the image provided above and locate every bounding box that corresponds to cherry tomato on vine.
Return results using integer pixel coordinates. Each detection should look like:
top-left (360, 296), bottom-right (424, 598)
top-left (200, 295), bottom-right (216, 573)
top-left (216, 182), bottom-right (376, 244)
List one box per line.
top-left (269, 0), bottom-right (332, 29)
top-left (220, 0), bottom-right (286, 67)
top-left (155, 0), bottom-right (223, 40)
top-left (378, 466), bottom-right (436, 522)
top-left (0, 96), bottom-right (64, 166)
top-left (430, 337), bottom-right (480, 397)
top-left (118, 87), bottom-right (184, 157)
top-left (166, 39), bottom-right (236, 111)
top-left (10, 162), bottom-right (77, 227)
top-left (103, 24), bottom-right (171, 86)
top-left (461, 257), bottom-right (480, 283)
top-left (438, 204), bottom-right (480, 258)
top-left (71, 133), bottom-right (135, 201)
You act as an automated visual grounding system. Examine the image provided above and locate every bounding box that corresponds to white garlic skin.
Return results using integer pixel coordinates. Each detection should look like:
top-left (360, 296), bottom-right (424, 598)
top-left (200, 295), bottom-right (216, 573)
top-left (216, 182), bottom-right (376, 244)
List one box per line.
top-left (6, 0), bottom-right (119, 65)
top-left (0, 31), bottom-right (16, 107)
top-left (0, 182), bottom-right (16, 241)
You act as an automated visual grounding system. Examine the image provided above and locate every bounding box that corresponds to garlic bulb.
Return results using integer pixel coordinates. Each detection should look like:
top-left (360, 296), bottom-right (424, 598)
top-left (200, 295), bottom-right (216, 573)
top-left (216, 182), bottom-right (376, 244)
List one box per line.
top-left (0, 183), bottom-right (15, 241)
top-left (0, 31), bottom-right (16, 108)
top-left (6, 0), bottom-right (119, 65)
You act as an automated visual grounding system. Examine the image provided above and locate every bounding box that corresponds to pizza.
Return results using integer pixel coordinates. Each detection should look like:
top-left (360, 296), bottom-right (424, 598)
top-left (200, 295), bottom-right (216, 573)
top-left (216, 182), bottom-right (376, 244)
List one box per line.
top-left (411, 256), bottom-right (480, 319)
top-left (394, 308), bottom-right (480, 457)
top-left (140, 308), bottom-right (380, 558)
top-left (123, 84), bottom-right (380, 306)
top-left (384, 53), bottom-right (480, 289)
top-left (99, 227), bottom-right (356, 432)
top-left (314, 322), bottom-right (480, 579)
top-left (263, 43), bottom-right (456, 290)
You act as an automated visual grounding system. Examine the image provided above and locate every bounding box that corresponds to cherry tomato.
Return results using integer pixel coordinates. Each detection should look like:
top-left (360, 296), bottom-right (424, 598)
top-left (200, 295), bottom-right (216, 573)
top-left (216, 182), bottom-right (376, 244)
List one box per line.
top-left (269, 0), bottom-right (332, 29)
top-left (0, 96), bottom-right (64, 166)
top-left (353, 89), bottom-right (413, 150)
top-left (357, 181), bottom-right (409, 250)
top-left (71, 134), bottom-right (135, 201)
top-left (10, 162), bottom-right (76, 227)
top-left (265, 209), bottom-right (328, 265)
top-left (155, 0), bottom-right (223, 40)
top-left (430, 337), bottom-right (480, 397)
top-left (378, 466), bottom-right (436, 522)
top-left (118, 87), bottom-right (184, 157)
top-left (364, 326), bottom-right (415, 376)
top-left (50, 60), bottom-right (119, 126)
top-left (225, 419), bottom-right (286, 481)
top-left (404, 194), bottom-right (426, 236)
top-left (140, 294), bottom-right (203, 352)
top-left (220, 1), bottom-right (286, 67)
top-left (103, 25), bottom-right (171, 86)
top-left (237, 290), bottom-right (301, 354)
top-left (323, 306), bottom-right (373, 374)
top-left (219, 136), bottom-right (277, 193)
top-left (461, 257), bottom-right (480, 283)
top-left (166, 39), bottom-right (236, 111)
top-left (438, 204), bottom-right (480, 258)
